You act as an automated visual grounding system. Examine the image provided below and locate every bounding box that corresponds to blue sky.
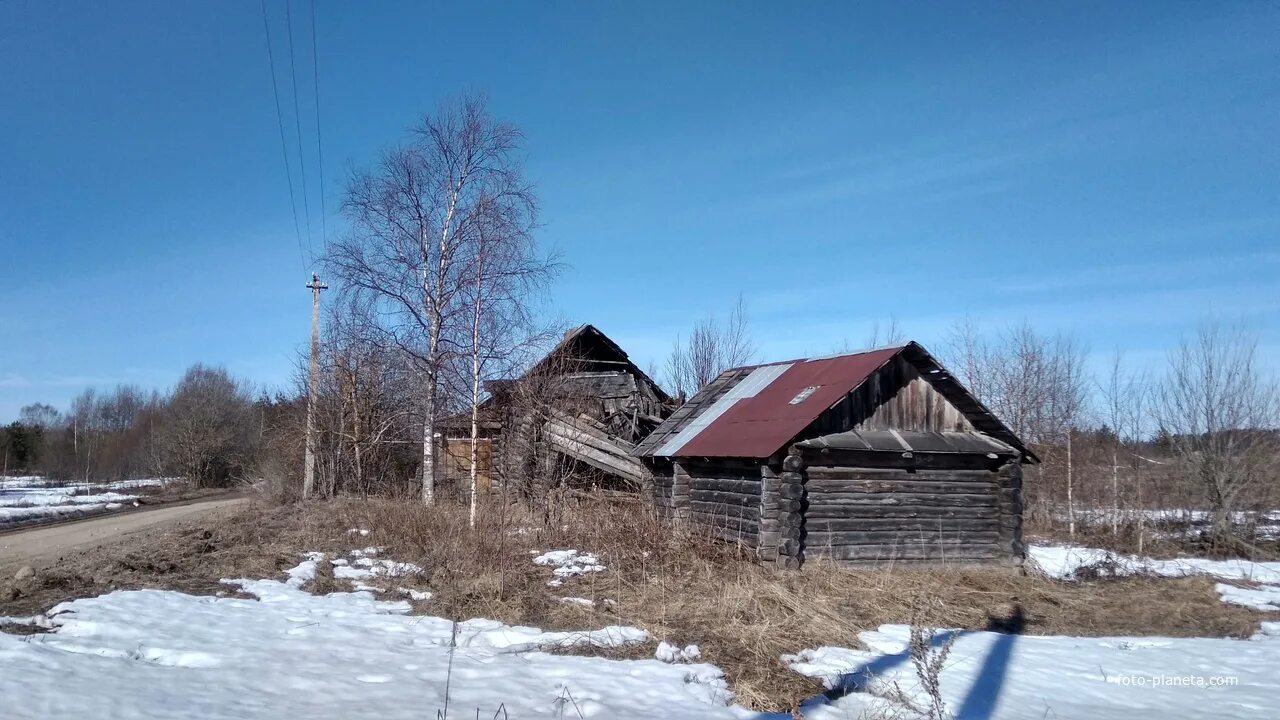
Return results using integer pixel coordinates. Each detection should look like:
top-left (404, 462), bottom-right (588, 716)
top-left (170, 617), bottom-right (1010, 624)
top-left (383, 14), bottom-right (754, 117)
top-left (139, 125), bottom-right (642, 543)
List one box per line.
top-left (2, 1), bottom-right (1277, 420)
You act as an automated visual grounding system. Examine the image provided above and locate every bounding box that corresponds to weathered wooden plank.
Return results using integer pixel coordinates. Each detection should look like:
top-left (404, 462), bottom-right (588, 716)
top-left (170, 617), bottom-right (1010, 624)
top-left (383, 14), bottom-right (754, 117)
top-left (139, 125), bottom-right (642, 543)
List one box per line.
top-left (798, 450), bottom-right (1001, 471)
top-left (806, 518), bottom-right (999, 533)
top-left (808, 490), bottom-right (998, 504)
top-left (806, 478), bottom-right (998, 492)
top-left (687, 477), bottom-right (763, 494)
top-left (692, 515), bottom-right (760, 538)
top-left (804, 467), bottom-right (997, 482)
top-left (804, 506), bottom-right (999, 520)
top-left (809, 545), bottom-right (1003, 561)
top-left (690, 501), bottom-right (760, 520)
top-left (803, 530), bottom-right (1000, 544)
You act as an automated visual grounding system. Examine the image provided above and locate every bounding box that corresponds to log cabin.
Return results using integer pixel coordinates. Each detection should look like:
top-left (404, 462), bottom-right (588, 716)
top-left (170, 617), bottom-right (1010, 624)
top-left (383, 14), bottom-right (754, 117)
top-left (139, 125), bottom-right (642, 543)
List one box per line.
top-left (633, 342), bottom-right (1036, 568)
top-left (438, 324), bottom-right (675, 496)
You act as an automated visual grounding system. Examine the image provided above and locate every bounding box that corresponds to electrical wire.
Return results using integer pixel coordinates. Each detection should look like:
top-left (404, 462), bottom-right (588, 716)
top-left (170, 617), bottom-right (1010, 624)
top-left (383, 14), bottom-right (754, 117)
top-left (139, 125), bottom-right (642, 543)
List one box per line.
top-left (259, 0), bottom-right (307, 275)
top-left (310, 0), bottom-right (327, 248)
top-left (284, 0), bottom-right (315, 265)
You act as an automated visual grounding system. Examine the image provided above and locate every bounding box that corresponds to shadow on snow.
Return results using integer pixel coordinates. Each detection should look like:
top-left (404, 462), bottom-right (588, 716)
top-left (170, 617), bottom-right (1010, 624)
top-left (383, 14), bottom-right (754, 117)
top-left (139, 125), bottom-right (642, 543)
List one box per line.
top-left (750, 607), bottom-right (1023, 720)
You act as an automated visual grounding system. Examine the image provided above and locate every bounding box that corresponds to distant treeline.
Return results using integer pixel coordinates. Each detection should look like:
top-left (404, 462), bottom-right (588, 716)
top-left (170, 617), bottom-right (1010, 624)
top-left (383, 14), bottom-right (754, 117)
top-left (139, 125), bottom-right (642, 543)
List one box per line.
top-left (1, 365), bottom-right (301, 488)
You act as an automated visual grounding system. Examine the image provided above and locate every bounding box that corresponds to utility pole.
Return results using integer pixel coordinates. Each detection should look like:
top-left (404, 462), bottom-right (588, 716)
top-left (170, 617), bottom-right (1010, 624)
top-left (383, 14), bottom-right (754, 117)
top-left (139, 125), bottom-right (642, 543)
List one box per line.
top-left (303, 273), bottom-right (327, 499)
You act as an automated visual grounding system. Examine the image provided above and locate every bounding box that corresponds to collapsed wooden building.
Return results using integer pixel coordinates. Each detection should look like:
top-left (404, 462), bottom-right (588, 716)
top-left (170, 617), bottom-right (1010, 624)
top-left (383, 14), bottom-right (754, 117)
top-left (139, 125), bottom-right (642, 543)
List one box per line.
top-left (438, 325), bottom-right (674, 495)
top-left (634, 342), bottom-right (1036, 568)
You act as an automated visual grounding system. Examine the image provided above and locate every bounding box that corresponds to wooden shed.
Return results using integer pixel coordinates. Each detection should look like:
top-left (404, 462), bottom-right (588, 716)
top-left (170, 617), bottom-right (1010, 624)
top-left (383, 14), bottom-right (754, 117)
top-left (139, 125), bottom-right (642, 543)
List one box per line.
top-left (439, 325), bottom-right (675, 495)
top-left (633, 342), bottom-right (1036, 568)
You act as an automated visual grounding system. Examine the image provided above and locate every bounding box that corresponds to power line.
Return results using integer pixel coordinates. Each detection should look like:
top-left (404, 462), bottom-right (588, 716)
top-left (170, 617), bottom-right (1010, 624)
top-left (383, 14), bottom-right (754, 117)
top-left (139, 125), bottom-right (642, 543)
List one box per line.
top-left (259, 0), bottom-right (307, 275)
top-left (310, 0), bottom-right (328, 248)
top-left (284, 0), bottom-right (315, 265)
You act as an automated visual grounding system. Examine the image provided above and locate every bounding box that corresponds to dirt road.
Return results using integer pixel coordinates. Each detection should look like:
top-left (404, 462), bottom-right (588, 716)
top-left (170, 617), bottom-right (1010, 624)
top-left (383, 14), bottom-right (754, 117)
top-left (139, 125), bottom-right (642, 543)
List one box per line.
top-left (0, 496), bottom-right (250, 571)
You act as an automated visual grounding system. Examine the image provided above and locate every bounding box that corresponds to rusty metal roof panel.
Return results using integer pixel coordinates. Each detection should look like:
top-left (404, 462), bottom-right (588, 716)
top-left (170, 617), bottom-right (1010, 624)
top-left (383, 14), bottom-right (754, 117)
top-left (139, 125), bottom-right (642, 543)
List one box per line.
top-left (667, 347), bottom-right (903, 459)
top-left (653, 362), bottom-right (795, 457)
top-left (636, 341), bottom-right (1037, 462)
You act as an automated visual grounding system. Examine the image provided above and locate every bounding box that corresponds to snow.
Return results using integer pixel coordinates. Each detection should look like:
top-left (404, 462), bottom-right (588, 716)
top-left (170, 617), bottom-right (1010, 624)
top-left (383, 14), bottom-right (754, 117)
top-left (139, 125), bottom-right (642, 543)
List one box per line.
top-left (533, 549), bottom-right (606, 586)
top-left (560, 596), bottom-right (596, 607)
top-left (0, 555), bottom-right (741, 719)
top-left (6, 547), bottom-right (1280, 719)
top-left (655, 641), bottom-right (702, 663)
top-left (0, 477), bottom-right (173, 527)
top-left (1027, 543), bottom-right (1280, 584)
top-left (1215, 583), bottom-right (1280, 612)
top-left (783, 624), bottom-right (1280, 720)
top-left (0, 503), bottom-right (115, 524)
top-left (1028, 543), bottom-right (1280, 613)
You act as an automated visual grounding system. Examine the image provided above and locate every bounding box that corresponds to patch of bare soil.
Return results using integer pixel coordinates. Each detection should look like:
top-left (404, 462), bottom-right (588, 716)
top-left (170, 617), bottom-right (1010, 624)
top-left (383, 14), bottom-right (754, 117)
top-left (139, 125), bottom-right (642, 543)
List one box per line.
top-left (2, 496), bottom-right (1274, 714)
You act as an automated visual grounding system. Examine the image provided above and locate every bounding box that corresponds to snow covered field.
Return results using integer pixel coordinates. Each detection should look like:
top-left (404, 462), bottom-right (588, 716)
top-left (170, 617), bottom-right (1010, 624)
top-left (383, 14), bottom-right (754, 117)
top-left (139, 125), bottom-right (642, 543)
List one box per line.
top-left (1028, 543), bottom-right (1280, 612)
top-left (1054, 508), bottom-right (1280, 541)
top-left (4, 545), bottom-right (1280, 719)
top-left (0, 477), bottom-right (169, 527)
top-left (785, 623), bottom-right (1280, 720)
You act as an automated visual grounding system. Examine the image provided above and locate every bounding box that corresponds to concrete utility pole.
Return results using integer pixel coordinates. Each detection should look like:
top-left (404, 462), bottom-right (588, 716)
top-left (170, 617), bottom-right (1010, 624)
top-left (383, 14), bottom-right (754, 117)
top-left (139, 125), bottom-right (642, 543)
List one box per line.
top-left (303, 273), bottom-right (328, 499)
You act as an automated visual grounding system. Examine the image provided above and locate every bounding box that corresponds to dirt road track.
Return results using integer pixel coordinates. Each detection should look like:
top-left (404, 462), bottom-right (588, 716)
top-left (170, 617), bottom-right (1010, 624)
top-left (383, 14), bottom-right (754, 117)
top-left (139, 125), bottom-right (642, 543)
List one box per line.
top-left (0, 497), bottom-right (251, 571)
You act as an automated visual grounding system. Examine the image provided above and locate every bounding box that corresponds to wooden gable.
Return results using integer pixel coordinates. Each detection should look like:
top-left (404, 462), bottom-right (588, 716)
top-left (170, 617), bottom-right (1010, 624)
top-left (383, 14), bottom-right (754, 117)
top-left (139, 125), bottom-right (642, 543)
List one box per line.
top-left (804, 353), bottom-right (976, 438)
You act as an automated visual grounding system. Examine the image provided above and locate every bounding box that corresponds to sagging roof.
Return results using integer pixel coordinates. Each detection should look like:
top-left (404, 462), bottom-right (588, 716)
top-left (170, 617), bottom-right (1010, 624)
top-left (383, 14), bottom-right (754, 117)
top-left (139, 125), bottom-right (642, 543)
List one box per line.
top-left (634, 341), bottom-right (1035, 461)
top-left (521, 324), bottom-right (671, 403)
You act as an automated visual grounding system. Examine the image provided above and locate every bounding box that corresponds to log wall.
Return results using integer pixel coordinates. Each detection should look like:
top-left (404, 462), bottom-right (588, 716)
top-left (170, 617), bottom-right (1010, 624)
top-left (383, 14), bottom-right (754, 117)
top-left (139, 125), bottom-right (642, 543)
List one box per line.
top-left (669, 458), bottom-right (765, 547)
top-left (793, 446), bottom-right (1023, 567)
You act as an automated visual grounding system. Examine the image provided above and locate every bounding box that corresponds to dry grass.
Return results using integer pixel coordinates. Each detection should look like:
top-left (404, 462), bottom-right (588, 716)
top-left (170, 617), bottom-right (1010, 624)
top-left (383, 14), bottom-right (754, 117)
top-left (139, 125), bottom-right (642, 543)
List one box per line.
top-left (2, 495), bottom-right (1274, 713)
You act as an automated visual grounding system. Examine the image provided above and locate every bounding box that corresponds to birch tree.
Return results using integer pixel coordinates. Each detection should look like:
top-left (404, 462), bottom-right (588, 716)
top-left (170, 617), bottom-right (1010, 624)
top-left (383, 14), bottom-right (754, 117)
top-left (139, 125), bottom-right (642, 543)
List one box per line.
top-left (458, 195), bottom-right (557, 526)
top-left (329, 93), bottom-right (533, 505)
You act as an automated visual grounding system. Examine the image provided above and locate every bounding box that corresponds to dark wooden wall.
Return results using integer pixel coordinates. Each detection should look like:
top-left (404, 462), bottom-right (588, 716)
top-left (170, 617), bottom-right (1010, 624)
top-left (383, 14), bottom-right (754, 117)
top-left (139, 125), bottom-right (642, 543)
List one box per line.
top-left (657, 448), bottom-right (1023, 568)
top-left (670, 458), bottom-right (764, 547)
top-left (792, 447), bottom-right (1023, 566)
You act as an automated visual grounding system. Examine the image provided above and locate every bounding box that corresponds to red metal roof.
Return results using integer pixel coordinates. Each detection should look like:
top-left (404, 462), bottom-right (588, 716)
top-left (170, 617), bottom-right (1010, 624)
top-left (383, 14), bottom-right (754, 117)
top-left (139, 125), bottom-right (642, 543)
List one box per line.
top-left (673, 347), bottom-right (902, 458)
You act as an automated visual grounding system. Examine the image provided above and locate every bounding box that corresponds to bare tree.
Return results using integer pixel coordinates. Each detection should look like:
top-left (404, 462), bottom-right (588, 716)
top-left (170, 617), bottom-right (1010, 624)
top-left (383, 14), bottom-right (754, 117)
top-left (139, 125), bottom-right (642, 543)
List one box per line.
top-left (865, 314), bottom-right (906, 348)
top-left (1155, 322), bottom-right (1280, 547)
top-left (1045, 333), bottom-right (1090, 538)
top-left (459, 197), bottom-right (559, 527)
top-left (944, 320), bottom-right (1091, 531)
top-left (665, 295), bottom-right (755, 399)
top-left (157, 365), bottom-right (256, 487)
top-left (328, 93), bottom-right (533, 505)
top-left (1099, 352), bottom-right (1153, 540)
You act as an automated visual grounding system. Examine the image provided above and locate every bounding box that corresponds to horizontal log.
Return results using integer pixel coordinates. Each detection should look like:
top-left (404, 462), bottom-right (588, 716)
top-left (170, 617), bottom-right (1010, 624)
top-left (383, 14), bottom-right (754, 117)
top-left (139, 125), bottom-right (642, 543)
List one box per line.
top-left (808, 489), bottom-right (998, 507)
top-left (805, 468), bottom-right (997, 481)
top-left (805, 518), bottom-right (999, 533)
top-left (797, 449), bottom-right (1005, 471)
top-left (809, 545), bottom-right (1004, 562)
top-left (690, 496), bottom-right (760, 514)
top-left (805, 480), bottom-right (998, 495)
top-left (692, 516), bottom-right (759, 539)
top-left (690, 477), bottom-right (762, 494)
top-left (691, 507), bottom-right (760, 525)
top-left (803, 530), bottom-right (1001, 545)
top-left (804, 506), bottom-right (999, 520)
